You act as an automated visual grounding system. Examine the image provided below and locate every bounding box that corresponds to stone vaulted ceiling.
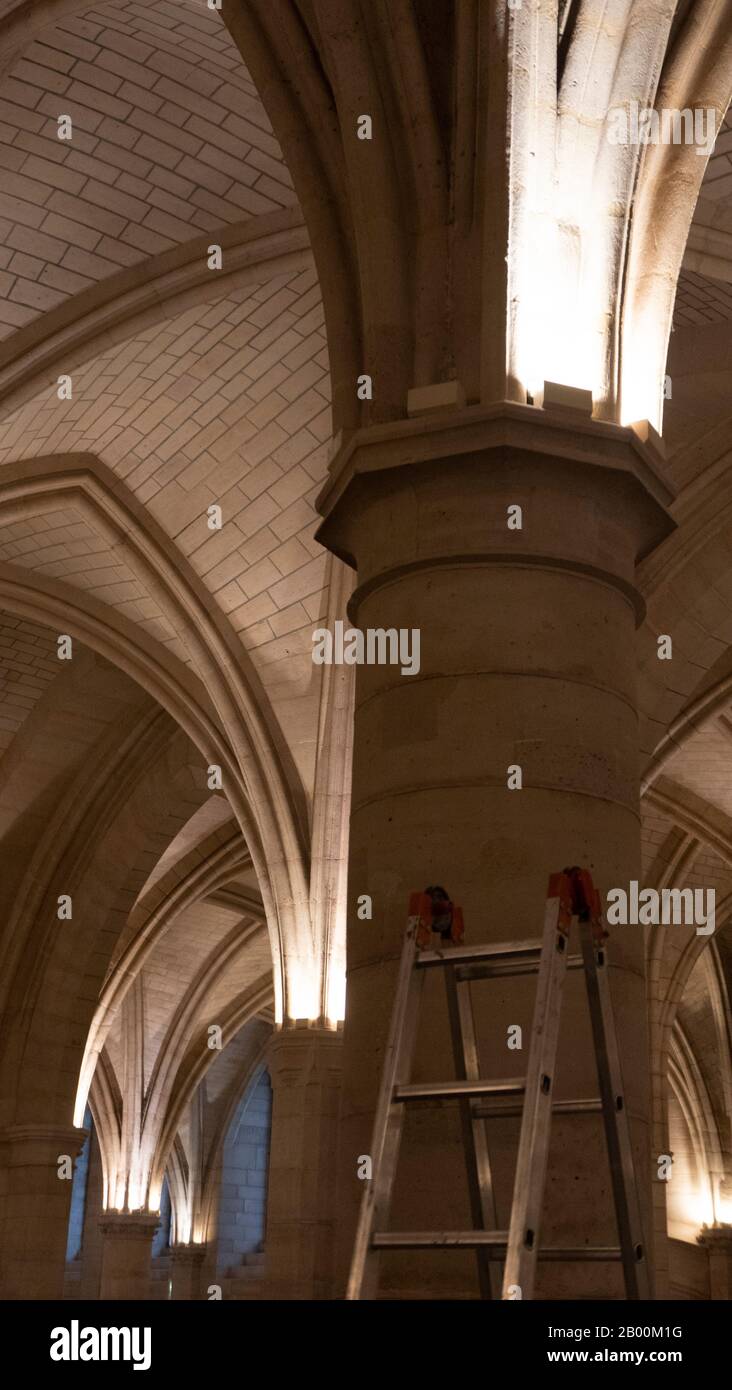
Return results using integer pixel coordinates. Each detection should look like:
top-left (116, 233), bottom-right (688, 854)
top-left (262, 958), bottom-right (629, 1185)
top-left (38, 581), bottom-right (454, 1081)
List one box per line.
top-left (0, 0), bottom-right (346, 1247)
top-left (0, 0), bottom-right (296, 335)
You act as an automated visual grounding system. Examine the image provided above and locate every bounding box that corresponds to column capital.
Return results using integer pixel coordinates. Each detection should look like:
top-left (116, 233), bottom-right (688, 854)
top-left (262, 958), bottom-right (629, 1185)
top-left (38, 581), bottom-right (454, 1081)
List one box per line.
top-left (98, 1211), bottom-right (160, 1240)
top-left (697, 1222), bottom-right (732, 1254)
top-left (99, 1211), bottom-right (158, 1299)
top-left (315, 404), bottom-right (675, 629)
top-left (268, 1021), bottom-right (343, 1085)
top-left (170, 1242), bottom-right (207, 1266)
top-left (0, 1122), bottom-right (87, 1164)
top-left (318, 401), bottom-right (673, 515)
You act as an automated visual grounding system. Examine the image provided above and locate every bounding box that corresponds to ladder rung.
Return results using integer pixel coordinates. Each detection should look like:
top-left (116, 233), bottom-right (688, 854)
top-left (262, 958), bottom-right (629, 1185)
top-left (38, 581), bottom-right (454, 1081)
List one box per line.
top-left (455, 954), bottom-right (584, 981)
top-left (372, 1231), bottom-right (509, 1251)
top-left (416, 939), bottom-right (543, 968)
top-left (538, 1247), bottom-right (622, 1262)
top-left (474, 1097), bottom-right (603, 1119)
top-left (371, 1234), bottom-right (622, 1262)
top-left (416, 939), bottom-right (584, 980)
top-left (394, 1078), bottom-right (525, 1102)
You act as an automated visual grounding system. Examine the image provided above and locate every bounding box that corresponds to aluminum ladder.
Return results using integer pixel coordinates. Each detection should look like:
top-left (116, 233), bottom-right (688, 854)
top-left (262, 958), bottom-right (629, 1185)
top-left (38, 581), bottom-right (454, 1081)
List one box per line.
top-left (346, 868), bottom-right (650, 1300)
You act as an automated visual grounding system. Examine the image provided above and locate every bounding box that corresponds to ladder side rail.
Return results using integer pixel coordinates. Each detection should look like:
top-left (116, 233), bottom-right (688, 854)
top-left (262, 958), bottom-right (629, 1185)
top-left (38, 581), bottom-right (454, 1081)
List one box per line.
top-left (346, 918), bottom-right (425, 1299)
top-left (579, 920), bottom-right (651, 1300)
top-left (501, 888), bottom-right (571, 1299)
top-left (444, 964), bottom-right (499, 1299)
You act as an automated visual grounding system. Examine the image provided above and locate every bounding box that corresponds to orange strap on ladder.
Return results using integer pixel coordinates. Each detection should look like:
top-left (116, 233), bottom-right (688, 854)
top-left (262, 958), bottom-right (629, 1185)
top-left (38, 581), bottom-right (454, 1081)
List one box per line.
top-left (408, 871), bottom-right (605, 949)
top-left (548, 865), bottom-right (608, 945)
top-left (408, 886), bottom-right (464, 948)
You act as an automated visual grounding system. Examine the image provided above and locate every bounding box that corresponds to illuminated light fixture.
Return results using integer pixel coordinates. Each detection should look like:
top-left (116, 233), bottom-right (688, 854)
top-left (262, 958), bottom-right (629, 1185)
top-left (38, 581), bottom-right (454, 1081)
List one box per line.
top-left (628, 419), bottom-right (667, 465)
top-left (286, 962), bottom-right (322, 1023)
top-left (716, 1185), bottom-right (732, 1225)
top-left (326, 967), bottom-right (346, 1026)
top-left (148, 1180), bottom-right (163, 1213)
top-left (286, 973), bottom-right (320, 1028)
top-left (620, 343), bottom-right (663, 433)
top-left (529, 380), bottom-right (594, 418)
top-left (283, 960), bottom-right (346, 1028)
top-left (126, 1176), bottom-right (144, 1212)
top-left (685, 1184), bottom-right (715, 1230)
top-left (515, 213), bottom-right (597, 404)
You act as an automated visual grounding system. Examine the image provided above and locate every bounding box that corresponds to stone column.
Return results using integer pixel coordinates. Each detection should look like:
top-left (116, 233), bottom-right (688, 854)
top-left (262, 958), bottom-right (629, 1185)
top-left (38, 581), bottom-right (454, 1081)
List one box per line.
top-left (317, 403), bottom-right (674, 1298)
top-left (98, 1212), bottom-right (158, 1300)
top-left (265, 1022), bottom-right (343, 1298)
top-left (698, 1224), bottom-right (732, 1299)
top-left (169, 1243), bottom-right (206, 1300)
top-left (0, 1122), bottom-right (87, 1299)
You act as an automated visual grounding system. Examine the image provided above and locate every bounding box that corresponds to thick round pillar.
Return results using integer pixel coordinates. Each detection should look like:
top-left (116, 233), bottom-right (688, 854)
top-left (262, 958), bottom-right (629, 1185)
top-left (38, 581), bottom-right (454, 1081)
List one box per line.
top-left (169, 1243), bottom-right (206, 1300)
top-left (266, 1023), bottom-right (343, 1298)
top-left (98, 1212), bottom-right (158, 1300)
top-left (0, 1123), bottom-right (87, 1299)
top-left (317, 407), bottom-right (674, 1298)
